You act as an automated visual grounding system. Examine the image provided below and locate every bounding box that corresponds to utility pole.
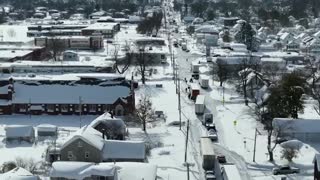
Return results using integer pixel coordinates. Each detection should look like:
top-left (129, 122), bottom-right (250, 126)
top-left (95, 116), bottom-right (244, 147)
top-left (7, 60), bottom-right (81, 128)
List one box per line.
top-left (253, 128), bottom-right (261, 162)
top-left (178, 74), bottom-right (182, 130)
top-left (184, 119), bottom-right (190, 162)
top-left (79, 96), bottom-right (82, 128)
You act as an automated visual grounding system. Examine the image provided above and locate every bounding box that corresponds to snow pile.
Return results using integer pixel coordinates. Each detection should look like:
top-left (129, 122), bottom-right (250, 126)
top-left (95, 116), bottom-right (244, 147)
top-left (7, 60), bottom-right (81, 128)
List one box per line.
top-left (0, 167), bottom-right (38, 180)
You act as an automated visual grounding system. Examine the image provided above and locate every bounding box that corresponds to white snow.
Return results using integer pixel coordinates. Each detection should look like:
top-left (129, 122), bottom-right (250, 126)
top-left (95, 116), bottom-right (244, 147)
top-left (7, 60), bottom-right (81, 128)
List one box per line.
top-left (12, 83), bottom-right (130, 104)
top-left (0, 167), bottom-right (38, 180)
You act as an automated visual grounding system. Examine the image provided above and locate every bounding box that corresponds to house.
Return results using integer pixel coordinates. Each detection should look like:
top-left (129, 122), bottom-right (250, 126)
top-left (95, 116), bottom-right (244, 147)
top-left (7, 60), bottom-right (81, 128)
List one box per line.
top-left (0, 73), bottom-right (134, 115)
top-left (60, 126), bottom-right (105, 163)
top-left (273, 118), bottom-right (320, 142)
top-left (49, 162), bottom-right (157, 180)
top-left (5, 125), bottom-right (35, 143)
top-left (89, 112), bottom-right (127, 140)
top-left (37, 124), bottom-right (57, 137)
top-left (0, 167), bottom-right (39, 180)
top-left (59, 126), bottom-right (145, 163)
top-left (279, 32), bottom-right (295, 45)
top-left (132, 37), bottom-right (169, 64)
top-left (285, 40), bottom-right (300, 52)
top-left (314, 154), bottom-right (320, 180)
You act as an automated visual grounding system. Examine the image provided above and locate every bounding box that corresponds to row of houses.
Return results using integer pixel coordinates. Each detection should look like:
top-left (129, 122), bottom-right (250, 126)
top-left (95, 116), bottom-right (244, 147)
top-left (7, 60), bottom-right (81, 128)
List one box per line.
top-left (0, 73), bottom-right (135, 115)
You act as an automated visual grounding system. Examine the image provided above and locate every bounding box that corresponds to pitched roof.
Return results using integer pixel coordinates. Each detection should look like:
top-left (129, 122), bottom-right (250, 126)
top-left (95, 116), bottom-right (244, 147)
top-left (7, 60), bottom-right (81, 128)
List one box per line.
top-left (102, 140), bottom-right (145, 161)
top-left (89, 112), bottom-right (126, 130)
top-left (5, 125), bottom-right (34, 138)
top-left (50, 161), bottom-right (93, 179)
top-left (61, 126), bottom-right (105, 151)
top-left (0, 167), bottom-right (38, 180)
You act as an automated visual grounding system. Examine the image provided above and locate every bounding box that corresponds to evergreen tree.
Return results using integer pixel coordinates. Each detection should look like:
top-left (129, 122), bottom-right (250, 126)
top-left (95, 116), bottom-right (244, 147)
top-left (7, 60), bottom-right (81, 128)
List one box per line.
top-left (237, 22), bottom-right (256, 51)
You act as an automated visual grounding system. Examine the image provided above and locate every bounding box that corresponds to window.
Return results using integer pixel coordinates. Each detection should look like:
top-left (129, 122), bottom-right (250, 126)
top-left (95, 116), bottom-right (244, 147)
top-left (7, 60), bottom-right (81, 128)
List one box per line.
top-left (67, 151), bottom-right (73, 159)
top-left (102, 104), bottom-right (110, 112)
top-left (85, 151), bottom-right (89, 158)
top-left (46, 104), bottom-right (55, 112)
top-left (19, 104), bottom-right (28, 112)
top-left (78, 141), bottom-right (82, 147)
top-left (89, 104), bottom-right (96, 112)
top-left (61, 104), bottom-right (68, 112)
top-left (161, 55), bottom-right (165, 59)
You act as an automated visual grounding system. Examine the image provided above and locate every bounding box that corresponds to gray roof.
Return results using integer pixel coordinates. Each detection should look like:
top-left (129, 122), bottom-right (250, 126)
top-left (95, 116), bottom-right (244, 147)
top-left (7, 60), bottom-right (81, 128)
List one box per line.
top-left (5, 125), bottom-right (34, 138)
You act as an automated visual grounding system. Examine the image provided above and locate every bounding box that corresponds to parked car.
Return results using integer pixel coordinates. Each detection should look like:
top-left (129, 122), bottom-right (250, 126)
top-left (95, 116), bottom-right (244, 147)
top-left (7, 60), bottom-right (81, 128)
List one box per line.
top-left (207, 129), bottom-right (218, 141)
top-left (217, 155), bottom-right (226, 163)
top-left (205, 170), bottom-right (216, 180)
top-left (272, 165), bottom-right (300, 175)
top-left (185, 49), bottom-right (190, 52)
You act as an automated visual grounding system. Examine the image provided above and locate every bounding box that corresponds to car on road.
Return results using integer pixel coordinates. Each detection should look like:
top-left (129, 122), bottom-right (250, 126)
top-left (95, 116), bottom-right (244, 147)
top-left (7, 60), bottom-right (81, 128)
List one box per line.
top-left (205, 170), bottom-right (216, 180)
top-left (272, 165), bottom-right (300, 175)
top-left (207, 129), bottom-right (218, 141)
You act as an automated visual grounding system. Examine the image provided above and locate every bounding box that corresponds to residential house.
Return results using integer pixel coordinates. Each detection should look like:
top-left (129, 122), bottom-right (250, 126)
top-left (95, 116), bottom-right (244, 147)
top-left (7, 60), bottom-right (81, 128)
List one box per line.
top-left (89, 112), bottom-right (127, 140)
top-left (285, 40), bottom-right (300, 52)
top-left (60, 126), bottom-right (105, 163)
top-left (5, 125), bottom-right (35, 143)
top-left (314, 154), bottom-right (320, 180)
top-left (58, 126), bottom-right (145, 163)
top-left (279, 32), bottom-right (295, 46)
top-left (273, 118), bottom-right (320, 142)
top-left (49, 161), bottom-right (157, 180)
top-left (0, 167), bottom-right (39, 180)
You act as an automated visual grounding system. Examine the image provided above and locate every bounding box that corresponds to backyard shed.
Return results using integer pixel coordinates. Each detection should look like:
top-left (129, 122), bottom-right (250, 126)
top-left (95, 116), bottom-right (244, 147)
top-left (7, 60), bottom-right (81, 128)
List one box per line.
top-left (5, 125), bottom-right (35, 143)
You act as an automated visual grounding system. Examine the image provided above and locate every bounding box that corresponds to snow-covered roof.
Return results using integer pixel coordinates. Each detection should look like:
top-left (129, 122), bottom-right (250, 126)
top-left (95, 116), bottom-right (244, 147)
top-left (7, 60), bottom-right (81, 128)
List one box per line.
top-left (50, 162), bottom-right (156, 180)
top-left (5, 125), bottom-right (34, 138)
top-left (50, 161), bottom-right (94, 179)
top-left (12, 83), bottom-right (130, 104)
top-left (61, 126), bottom-right (105, 150)
top-left (103, 140), bottom-right (145, 161)
top-left (260, 57), bottom-right (285, 62)
top-left (79, 163), bottom-right (117, 178)
top-left (0, 59), bottom-right (115, 69)
top-left (195, 25), bottom-right (219, 34)
top-left (2, 73), bottom-right (124, 82)
top-left (37, 124), bottom-right (57, 132)
top-left (90, 113), bottom-right (126, 130)
top-left (0, 167), bottom-right (38, 180)
top-left (82, 23), bottom-right (118, 31)
top-left (273, 118), bottom-right (320, 133)
top-left (116, 162), bottom-right (157, 180)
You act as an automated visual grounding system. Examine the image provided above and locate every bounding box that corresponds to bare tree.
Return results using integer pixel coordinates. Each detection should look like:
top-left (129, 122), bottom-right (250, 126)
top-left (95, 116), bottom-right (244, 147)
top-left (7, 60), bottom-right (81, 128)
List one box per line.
top-left (135, 94), bottom-right (156, 132)
top-left (262, 64), bottom-right (282, 83)
top-left (238, 58), bottom-right (253, 105)
top-left (47, 37), bottom-right (66, 61)
top-left (136, 46), bottom-right (152, 84)
top-left (264, 118), bottom-right (293, 162)
top-left (1, 161), bottom-right (16, 173)
top-left (15, 157), bottom-right (37, 173)
top-left (215, 59), bottom-right (229, 87)
top-left (115, 41), bottom-right (133, 74)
